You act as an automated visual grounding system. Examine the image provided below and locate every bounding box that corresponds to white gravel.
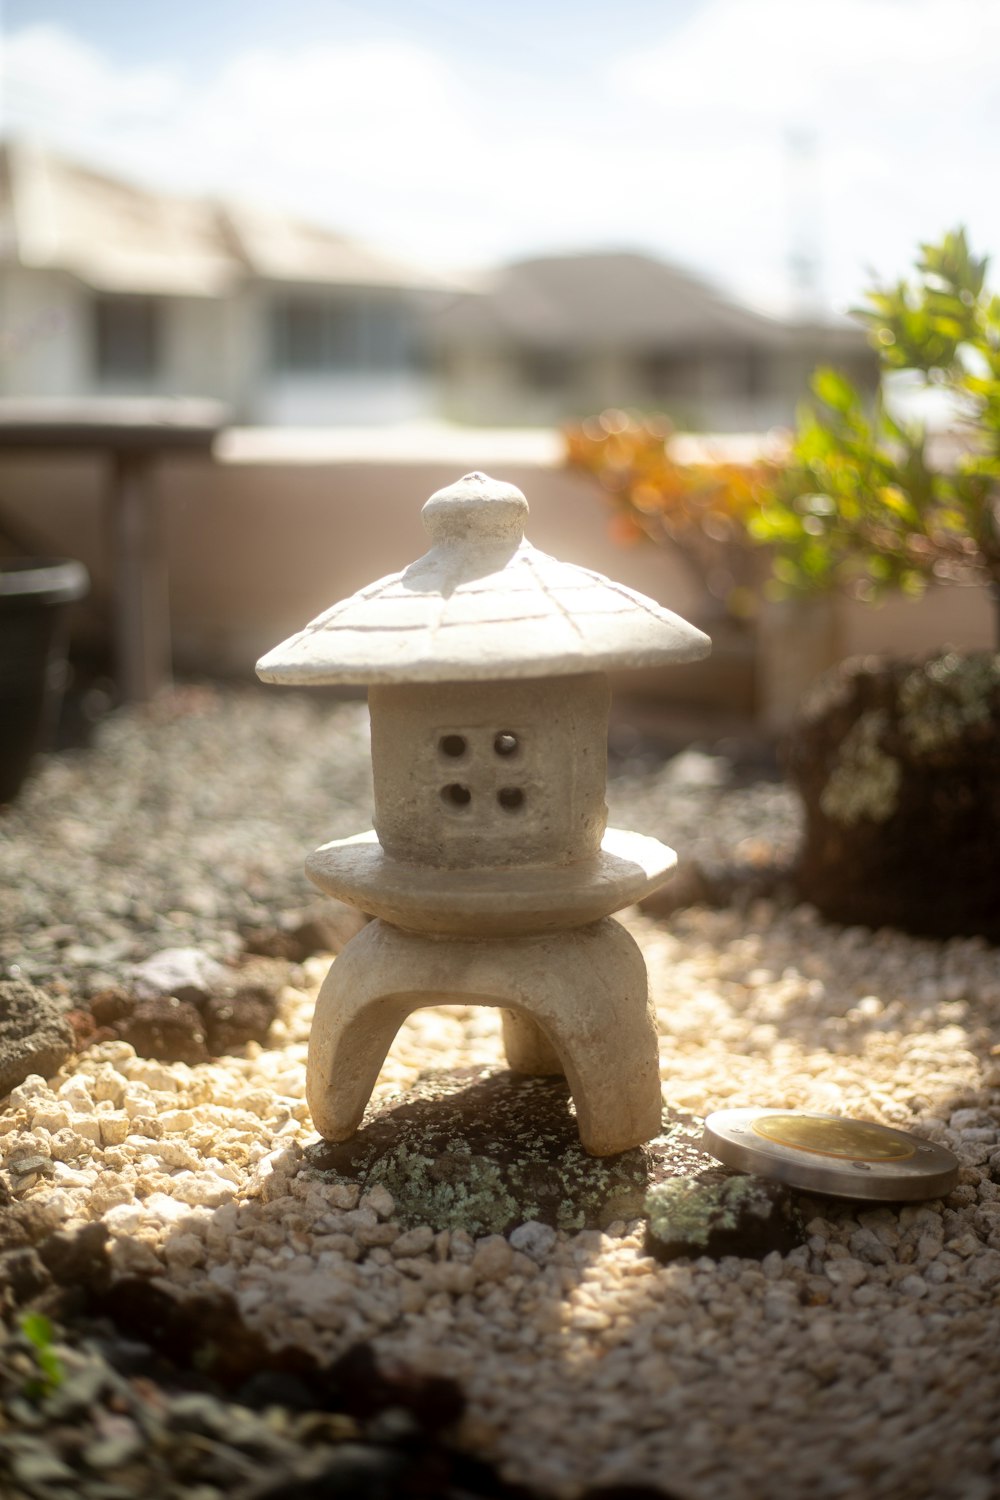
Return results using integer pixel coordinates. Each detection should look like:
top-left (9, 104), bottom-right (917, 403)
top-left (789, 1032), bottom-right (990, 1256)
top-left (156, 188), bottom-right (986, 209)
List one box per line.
top-left (2, 687), bottom-right (1000, 1500)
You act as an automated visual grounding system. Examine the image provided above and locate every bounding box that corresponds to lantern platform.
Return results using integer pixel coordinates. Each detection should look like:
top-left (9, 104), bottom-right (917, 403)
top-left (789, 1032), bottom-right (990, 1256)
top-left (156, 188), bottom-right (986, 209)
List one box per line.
top-left (306, 826), bottom-right (677, 936)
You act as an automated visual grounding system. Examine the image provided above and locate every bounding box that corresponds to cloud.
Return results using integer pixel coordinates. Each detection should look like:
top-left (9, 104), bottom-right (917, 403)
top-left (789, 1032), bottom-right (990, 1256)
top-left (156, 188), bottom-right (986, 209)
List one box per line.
top-left (610, 0), bottom-right (1000, 302)
top-left (613, 0), bottom-right (1000, 126)
top-left (2, 5), bottom-right (998, 313)
top-left (2, 23), bottom-right (182, 129)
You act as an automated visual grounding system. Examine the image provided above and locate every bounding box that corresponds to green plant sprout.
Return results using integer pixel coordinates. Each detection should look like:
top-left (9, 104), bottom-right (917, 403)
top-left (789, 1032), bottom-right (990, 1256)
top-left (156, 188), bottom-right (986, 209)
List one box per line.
top-left (18, 1312), bottom-right (65, 1400)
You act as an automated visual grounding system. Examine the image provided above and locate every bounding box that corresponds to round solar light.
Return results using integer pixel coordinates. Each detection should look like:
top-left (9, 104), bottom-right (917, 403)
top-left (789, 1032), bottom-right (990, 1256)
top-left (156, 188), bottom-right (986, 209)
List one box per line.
top-left (702, 1108), bottom-right (959, 1201)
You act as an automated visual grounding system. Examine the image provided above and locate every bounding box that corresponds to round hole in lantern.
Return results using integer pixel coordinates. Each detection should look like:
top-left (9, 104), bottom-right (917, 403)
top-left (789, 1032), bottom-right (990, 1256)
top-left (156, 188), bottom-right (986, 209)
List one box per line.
top-left (441, 782), bottom-right (472, 809)
top-left (494, 732), bottom-right (518, 756)
top-left (439, 734), bottom-right (467, 758)
top-left (497, 786), bottom-right (524, 812)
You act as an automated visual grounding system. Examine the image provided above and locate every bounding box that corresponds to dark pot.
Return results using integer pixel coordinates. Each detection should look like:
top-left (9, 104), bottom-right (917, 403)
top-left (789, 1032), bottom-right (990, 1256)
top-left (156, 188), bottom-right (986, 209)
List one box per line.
top-left (0, 558), bottom-right (89, 803)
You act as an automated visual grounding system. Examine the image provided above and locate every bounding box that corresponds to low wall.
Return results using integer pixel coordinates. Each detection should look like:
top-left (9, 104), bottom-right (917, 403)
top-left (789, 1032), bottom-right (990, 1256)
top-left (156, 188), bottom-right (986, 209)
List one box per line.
top-left (0, 426), bottom-right (993, 723)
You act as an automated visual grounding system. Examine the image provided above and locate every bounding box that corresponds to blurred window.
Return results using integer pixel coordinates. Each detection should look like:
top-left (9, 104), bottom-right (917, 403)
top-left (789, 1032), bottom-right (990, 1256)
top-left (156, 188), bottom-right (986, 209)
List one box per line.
top-left (271, 294), bottom-right (418, 374)
top-left (518, 348), bottom-right (573, 390)
top-left (639, 349), bottom-right (690, 398)
top-left (743, 345), bottom-right (766, 399)
top-left (93, 296), bottom-right (162, 382)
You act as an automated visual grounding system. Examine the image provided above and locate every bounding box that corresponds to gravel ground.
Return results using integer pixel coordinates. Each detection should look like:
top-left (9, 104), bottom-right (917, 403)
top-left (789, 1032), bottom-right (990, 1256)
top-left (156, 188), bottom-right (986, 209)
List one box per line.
top-left (2, 685), bottom-right (1000, 1500)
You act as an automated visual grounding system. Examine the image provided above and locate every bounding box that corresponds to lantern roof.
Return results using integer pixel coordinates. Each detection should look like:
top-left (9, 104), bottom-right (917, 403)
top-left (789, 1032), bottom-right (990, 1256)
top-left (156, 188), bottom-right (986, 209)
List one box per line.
top-left (256, 472), bottom-right (711, 685)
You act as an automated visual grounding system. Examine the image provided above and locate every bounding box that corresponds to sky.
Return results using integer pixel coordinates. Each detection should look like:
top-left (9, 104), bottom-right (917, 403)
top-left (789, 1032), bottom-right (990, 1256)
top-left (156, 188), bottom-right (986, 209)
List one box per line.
top-left (1, 0), bottom-right (998, 317)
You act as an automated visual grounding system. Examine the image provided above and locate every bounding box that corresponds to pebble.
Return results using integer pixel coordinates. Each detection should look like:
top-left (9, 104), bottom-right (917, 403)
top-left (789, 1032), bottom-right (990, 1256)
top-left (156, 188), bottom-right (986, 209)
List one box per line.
top-left (508, 1221), bottom-right (557, 1261)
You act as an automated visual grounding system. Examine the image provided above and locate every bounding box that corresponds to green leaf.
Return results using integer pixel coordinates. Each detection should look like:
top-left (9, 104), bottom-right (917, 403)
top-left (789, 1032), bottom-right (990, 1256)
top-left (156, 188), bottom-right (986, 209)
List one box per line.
top-left (19, 1312), bottom-right (64, 1397)
top-left (811, 367), bottom-right (860, 413)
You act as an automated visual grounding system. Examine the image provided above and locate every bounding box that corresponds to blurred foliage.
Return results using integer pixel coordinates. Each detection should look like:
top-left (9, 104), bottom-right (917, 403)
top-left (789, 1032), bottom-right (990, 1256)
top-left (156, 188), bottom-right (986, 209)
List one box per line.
top-left (566, 230), bottom-right (1000, 629)
top-left (755, 228), bottom-right (1000, 607)
top-left (564, 411), bottom-right (781, 621)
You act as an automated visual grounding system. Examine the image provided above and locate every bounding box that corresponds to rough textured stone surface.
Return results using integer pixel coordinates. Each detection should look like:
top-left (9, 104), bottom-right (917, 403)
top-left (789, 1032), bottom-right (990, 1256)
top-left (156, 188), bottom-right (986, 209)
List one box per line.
top-left (37, 1221), bottom-right (111, 1288)
top-left (0, 979), bottom-right (74, 1098)
top-left (306, 1067), bottom-right (710, 1236)
top-left (644, 1173), bottom-right (805, 1262)
top-left (201, 987), bottom-right (275, 1055)
top-left (788, 650), bottom-right (1000, 939)
top-left (117, 995), bottom-right (209, 1065)
top-left (88, 953), bottom-right (286, 1063)
top-left (241, 899), bottom-right (369, 963)
top-left (130, 946), bottom-right (230, 1004)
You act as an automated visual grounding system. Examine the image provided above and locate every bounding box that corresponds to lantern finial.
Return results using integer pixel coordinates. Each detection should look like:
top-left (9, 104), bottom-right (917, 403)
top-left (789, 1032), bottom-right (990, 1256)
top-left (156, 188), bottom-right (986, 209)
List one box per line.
top-left (420, 471), bottom-right (528, 547)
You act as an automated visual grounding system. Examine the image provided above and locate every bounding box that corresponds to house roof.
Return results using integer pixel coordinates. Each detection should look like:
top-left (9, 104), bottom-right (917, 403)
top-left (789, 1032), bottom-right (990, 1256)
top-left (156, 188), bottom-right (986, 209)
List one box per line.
top-left (0, 140), bottom-right (453, 298)
top-left (218, 201), bottom-right (451, 291)
top-left (256, 471), bottom-right (710, 686)
top-left (432, 249), bottom-right (854, 352)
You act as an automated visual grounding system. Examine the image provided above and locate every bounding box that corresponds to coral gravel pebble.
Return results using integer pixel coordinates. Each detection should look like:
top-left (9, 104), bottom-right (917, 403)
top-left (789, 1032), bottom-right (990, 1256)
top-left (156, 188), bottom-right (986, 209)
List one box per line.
top-left (1, 686), bottom-right (1000, 1500)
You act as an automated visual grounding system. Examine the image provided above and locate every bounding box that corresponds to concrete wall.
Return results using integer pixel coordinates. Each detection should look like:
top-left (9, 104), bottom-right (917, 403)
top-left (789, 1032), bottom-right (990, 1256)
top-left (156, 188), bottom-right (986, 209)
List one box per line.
top-left (0, 430), bottom-right (993, 720)
top-left (0, 269), bottom-right (89, 396)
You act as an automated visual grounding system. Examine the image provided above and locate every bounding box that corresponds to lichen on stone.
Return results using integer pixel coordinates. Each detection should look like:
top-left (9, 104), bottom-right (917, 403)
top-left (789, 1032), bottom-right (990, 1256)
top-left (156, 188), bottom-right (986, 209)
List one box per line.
top-left (645, 1174), bottom-right (771, 1248)
top-left (304, 1069), bottom-right (710, 1236)
top-left (897, 651), bottom-right (1000, 756)
top-left (363, 1144), bottom-right (521, 1236)
top-left (819, 709), bottom-right (902, 825)
top-left (644, 1172), bottom-right (805, 1262)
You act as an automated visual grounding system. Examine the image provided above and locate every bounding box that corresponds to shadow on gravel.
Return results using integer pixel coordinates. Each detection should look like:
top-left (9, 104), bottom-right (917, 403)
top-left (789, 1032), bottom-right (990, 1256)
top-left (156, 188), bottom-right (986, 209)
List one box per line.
top-left (4, 1260), bottom-right (683, 1500)
top-left (303, 1068), bottom-right (711, 1237)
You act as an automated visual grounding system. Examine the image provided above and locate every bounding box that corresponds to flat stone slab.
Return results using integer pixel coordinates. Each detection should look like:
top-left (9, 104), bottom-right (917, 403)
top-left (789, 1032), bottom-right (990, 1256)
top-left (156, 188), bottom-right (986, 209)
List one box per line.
top-left (304, 1067), bottom-right (715, 1236)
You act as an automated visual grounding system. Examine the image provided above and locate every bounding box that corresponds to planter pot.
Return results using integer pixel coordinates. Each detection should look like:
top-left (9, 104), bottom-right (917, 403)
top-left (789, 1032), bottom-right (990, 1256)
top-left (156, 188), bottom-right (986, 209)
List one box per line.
top-left (0, 558), bottom-right (89, 803)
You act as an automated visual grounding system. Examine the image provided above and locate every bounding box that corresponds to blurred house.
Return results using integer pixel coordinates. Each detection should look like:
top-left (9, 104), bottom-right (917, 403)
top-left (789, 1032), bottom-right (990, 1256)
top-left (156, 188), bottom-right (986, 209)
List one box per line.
top-left (0, 140), bottom-right (451, 424)
top-left (0, 140), bottom-right (875, 431)
top-left (430, 252), bottom-right (876, 431)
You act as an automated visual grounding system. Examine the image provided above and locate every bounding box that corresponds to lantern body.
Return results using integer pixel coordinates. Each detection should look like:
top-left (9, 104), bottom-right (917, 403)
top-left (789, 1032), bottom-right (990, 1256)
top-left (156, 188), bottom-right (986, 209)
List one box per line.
top-left (370, 674), bottom-right (609, 870)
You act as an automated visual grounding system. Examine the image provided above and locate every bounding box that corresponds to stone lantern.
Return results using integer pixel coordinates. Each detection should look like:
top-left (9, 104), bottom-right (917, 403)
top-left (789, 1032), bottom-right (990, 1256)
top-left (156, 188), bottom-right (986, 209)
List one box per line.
top-left (257, 473), bottom-right (710, 1156)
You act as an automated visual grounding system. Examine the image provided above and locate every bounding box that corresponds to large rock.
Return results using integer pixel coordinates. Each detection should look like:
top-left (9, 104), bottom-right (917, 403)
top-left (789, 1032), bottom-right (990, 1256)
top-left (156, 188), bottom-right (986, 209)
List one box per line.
top-left (0, 980), bottom-right (74, 1098)
top-left (645, 1173), bottom-right (804, 1262)
top-left (788, 651), bottom-right (1000, 940)
top-left (130, 948), bottom-right (229, 1004)
top-left (112, 951), bottom-right (287, 1061)
top-left (305, 1067), bottom-right (714, 1236)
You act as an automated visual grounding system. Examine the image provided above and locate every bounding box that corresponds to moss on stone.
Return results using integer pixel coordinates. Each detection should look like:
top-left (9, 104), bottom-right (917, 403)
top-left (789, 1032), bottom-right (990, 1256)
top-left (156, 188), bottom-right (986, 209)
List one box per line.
top-left (644, 1173), bottom-right (805, 1261)
top-left (364, 1145), bottom-right (521, 1236)
top-left (898, 652), bottom-right (1000, 755)
top-left (304, 1069), bottom-right (710, 1236)
top-left (819, 709), bottom-right (902, 826)
top-left (645, 1174), bottom-right (771, 1246)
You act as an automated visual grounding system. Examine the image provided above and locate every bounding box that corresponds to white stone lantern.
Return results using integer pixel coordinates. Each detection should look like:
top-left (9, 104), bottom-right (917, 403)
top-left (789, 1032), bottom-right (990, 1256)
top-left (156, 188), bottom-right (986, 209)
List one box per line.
top-left (257, 473), bottom-right (710, 1155)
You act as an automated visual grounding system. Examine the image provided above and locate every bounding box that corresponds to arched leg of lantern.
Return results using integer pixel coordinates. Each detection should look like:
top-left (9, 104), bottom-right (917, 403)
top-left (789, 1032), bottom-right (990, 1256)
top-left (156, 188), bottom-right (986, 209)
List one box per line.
top-left (306, 917), bottom-right (663, 1155)
top-left (501, 918), bottom-right (663, 1156)
top-left (500, 1009), bottom-right (564, 1075)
